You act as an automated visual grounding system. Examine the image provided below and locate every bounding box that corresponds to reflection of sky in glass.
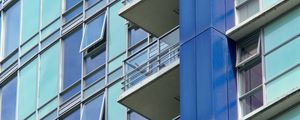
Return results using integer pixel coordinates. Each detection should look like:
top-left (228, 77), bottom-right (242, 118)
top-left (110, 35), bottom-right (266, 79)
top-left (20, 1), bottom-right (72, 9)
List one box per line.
top-left (1, 76), bottom-right (17, 120)
top-left (65, 0), bottom-right (81, 10)
top-left (63, 109), bottom-right (80, 120)
top-left (82, 14), bottom-right (105, 50)
top-left (85, 47), bottom-right (106, 74)
top-left (129, 28), bottom-right (147, 47)
top-left (129, 111), bottom-right (148, 120)
top-left (82, 95), bottom-right (104, 120)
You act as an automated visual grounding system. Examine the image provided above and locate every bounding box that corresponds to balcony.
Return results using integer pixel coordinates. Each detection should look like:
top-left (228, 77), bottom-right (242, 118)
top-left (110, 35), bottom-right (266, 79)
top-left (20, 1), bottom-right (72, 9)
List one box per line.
top-left (119, 0), bottom-right (179, 37)
top-left (118, 27), bottom-right (180, 120)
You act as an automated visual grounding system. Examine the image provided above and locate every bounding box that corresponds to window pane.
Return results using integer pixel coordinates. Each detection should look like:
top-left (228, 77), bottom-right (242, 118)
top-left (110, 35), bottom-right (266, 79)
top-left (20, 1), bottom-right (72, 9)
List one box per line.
top-left (240, 61), bottom-right (262, 94)
top-left (63, 27), bottom-right (83, 89)
top-left (19, 59), bottom-right (38, 120)
top-left (81, 13), bottom-right (106, 50)
top-left (107, 81), bottom-right (126, 120)
top-left (264, 6), bottom-right (300, 53)
top-left (265, 36), bottom-right (300, 81)
top-left (39, 43), bottom-right (60, 107)
top-left (82, 95), bottom-right (104, 120)
top-left (4, 1), bottom-right (21, 57)
top-left (129, 28), bottom-right (147, 47)
top-left (108, 2), bottom-right (126, 60)
top-left (241, 89), bottom-right (263, 115)
top-left (108, 54), bottom-right (126, 73)
top-left (237, 0), bottom-right (259, 23)
top-left (1, 75), bottom-right (17, 120)
top-left (38, 98), bottom-right (58, 119)
top-left (22, 0), bottom-right (40, 42)
top-left (21, 35), bottom-right (39, 55)
top-left (65, 0), bottom-right (81, 10)
top-left (85, 0), bottom-right (106, 18)
top-left (61, 83), bottom-right (81, 102)
top-left (86, 0), bottom-right (100, 7)
top-left (42, 0), bottom-right (61, 28)
top-left (266, 65), bottom-right (300, 103)
top-left (62, 109), bottom-right (80, 120)
top-left (85, 46), bottom-right (106, 74)
top-left (84, 66), bottom-right (105, 87)
top-left (41, 19), bottom-right (60, 40)
top-left (128, 111), bottom-right (147, 120)
top-left (63, 2), bottom-right (83, 24)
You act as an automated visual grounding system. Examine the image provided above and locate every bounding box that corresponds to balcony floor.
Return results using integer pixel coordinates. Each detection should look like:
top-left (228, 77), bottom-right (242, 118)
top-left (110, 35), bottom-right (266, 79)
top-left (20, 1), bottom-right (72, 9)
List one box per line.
top-left (119, 60), bottom-right (180, 120)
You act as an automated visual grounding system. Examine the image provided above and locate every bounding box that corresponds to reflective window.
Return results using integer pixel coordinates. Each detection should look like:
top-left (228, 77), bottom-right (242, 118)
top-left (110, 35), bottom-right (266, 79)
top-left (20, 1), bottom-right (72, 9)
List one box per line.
top-left (42, 0), bottom-right (61, 28)
top-left (128, 28), bottom-right (148, 47)
top-left (84, 66), bottom-right (105, 87)
top-left (81, 12), bottom-right (106, 51)
top-left (236, 0), bottom-right (259, 23)
top-left (86, 0), bottom-right (101, 7)
top-left (85, 45), bottom-right (106, 74)
top-left (19, 59), bottom-right (38, 120)
top-left (237, 33), bottom-right (263, 116)
top-left (21, 0), bottom-right (40, 42)
top-left (4, 1), bottom-right (21, 57)
top-left (39, 43), bottom-right (60, 106)
top-left (63, 0), bottom-right (83, 24)
top-left (1, 75), bottom-right (17, 120)
top-left (66, 0), bottom-right (81, 10)
top-left (62, 108), bottom-right (80, 120)
top-left (82, 94), bottom-right (104, 120)
top-left (128, 111), bottom-right (147, 120)
top-left (63, 27), bottom-right (83, 89)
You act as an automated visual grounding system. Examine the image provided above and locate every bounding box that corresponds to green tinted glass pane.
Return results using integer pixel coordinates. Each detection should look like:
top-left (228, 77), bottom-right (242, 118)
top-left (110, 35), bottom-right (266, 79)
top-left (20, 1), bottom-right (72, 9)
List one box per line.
top-left (108, 54), bottom-right (126, 73)
top-left (262, 0), bottom-right (280, 10)
top-left (265, 36), bottom-right (300, 81)
top-left (274, 104), bottom-right (300, 120)
top-left (108, 1), bottom-right (126, 60)
top-left (107, 81), bottom-right (126, 120)
top-left (266, 65), bottom-right (300, 103)
top-left (22, 0), bottom-right (40, 42)
top-left (41, 19), bottom-right (60, 40)
top-left (21, 35), bottom-right (39, 55)
top-left (39, 43), bottom-right (60, 107)
top-left (18, 59), bottom-right (38, 120)
top-left (264, 6), bottom-right (300, 53)
top-left (38, 98), bottom-right (58, 119)
top-left (42, 0), bottom-right (61, 28)
top-left (26, 113), bottom-right (36, 120)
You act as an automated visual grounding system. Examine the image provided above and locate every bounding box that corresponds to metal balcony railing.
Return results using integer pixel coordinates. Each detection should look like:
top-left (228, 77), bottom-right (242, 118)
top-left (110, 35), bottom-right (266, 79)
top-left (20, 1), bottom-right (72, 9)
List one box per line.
top-left (122, 26), bottom-right (180, 91)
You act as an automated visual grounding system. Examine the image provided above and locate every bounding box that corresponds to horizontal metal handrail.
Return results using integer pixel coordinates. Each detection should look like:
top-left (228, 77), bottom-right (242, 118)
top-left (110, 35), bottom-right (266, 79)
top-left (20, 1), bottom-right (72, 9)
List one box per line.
top-left (123, 43), bottom-right (180, 91)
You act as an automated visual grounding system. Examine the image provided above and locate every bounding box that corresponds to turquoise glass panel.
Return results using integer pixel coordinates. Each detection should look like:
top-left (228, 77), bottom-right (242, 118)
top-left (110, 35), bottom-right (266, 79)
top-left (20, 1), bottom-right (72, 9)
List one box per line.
top-left (267, 65), bottom-right (300, 103)
top-left (108, 54), bottom-right (126, 73)
top-left (38, 98), bottom-right (58, 119)
top-left (22, 0), bottom-right (40, 42)
top-left (21, 35), bottom-right (39, 55)
top-left (39, 43), bottom-right (60, 107)
top-left (26, 113), bottom-right (36, 120)
top-left (108, 1), bottom-right (126, 60)
top-left (265, 36), bottom-right (300, 81)
top-left (107, 81), bottom-right (126, 120)
top-left (273, 103), bottom-right (300, 120)
top-left (18, 59), bottom-right (38, 120)
top-left (41, 19), bottom-right (60, 40)
top-left (264, 6), bottom-right (300, 53)
top-left (262, 0), bottom-right (280, 10)
top-left (42, 0), bottom-right (61, 28)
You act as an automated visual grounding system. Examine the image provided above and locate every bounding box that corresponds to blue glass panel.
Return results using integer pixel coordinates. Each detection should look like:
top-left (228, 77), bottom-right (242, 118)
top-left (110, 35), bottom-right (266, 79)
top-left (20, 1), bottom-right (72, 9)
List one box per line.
top-left (129, 28), bottom-right (147, 47)
top-left (1, 75), bottom-right (17, 120)
top-left (62, 109), bottom-right (80, 120)
top-left (63, 27), bottom-right (83, 89)
top-left (82, 95), bottom-right (104, 120)
top-left (61, 83), bottom-right (81, 102)
top-left (85, 47), bottom-right (106, 74)
top-left (86, 0), bottom-right (101, 7)
top-left (82, 13), bottom-right (105, 50)
top-left (64, 3), bottom-right (83, 23)
top-left (4, 1), bottom-right (21, 57)
top-left (129, 112), bottom-right (147, 120)
top-left (84, 66), bottom-right (105, 87)
top-left (41, 110), bottom-right (57, 120)
top-left (66, 0), bottom-right (81, 10)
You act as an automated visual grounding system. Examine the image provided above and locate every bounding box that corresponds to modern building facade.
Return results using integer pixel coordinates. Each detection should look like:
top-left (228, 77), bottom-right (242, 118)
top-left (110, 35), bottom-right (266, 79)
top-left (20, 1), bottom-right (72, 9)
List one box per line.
top-left (0, 0), bottom-right (300, 120)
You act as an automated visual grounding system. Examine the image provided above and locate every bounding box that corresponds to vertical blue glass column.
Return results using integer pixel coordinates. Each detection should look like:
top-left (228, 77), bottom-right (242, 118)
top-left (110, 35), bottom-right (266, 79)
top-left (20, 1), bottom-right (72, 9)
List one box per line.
top-left (179, 0), bottom-right (237, 120)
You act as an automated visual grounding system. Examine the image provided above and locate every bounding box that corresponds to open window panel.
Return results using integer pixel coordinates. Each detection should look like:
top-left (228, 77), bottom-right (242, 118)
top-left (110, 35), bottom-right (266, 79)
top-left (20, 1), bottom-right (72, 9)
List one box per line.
top-left (81, 93), bottom-right (106, 120)
top-left (236, 31), bottom-right (261, 68)
top-left (80, 11), bottom-right (107, 52)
